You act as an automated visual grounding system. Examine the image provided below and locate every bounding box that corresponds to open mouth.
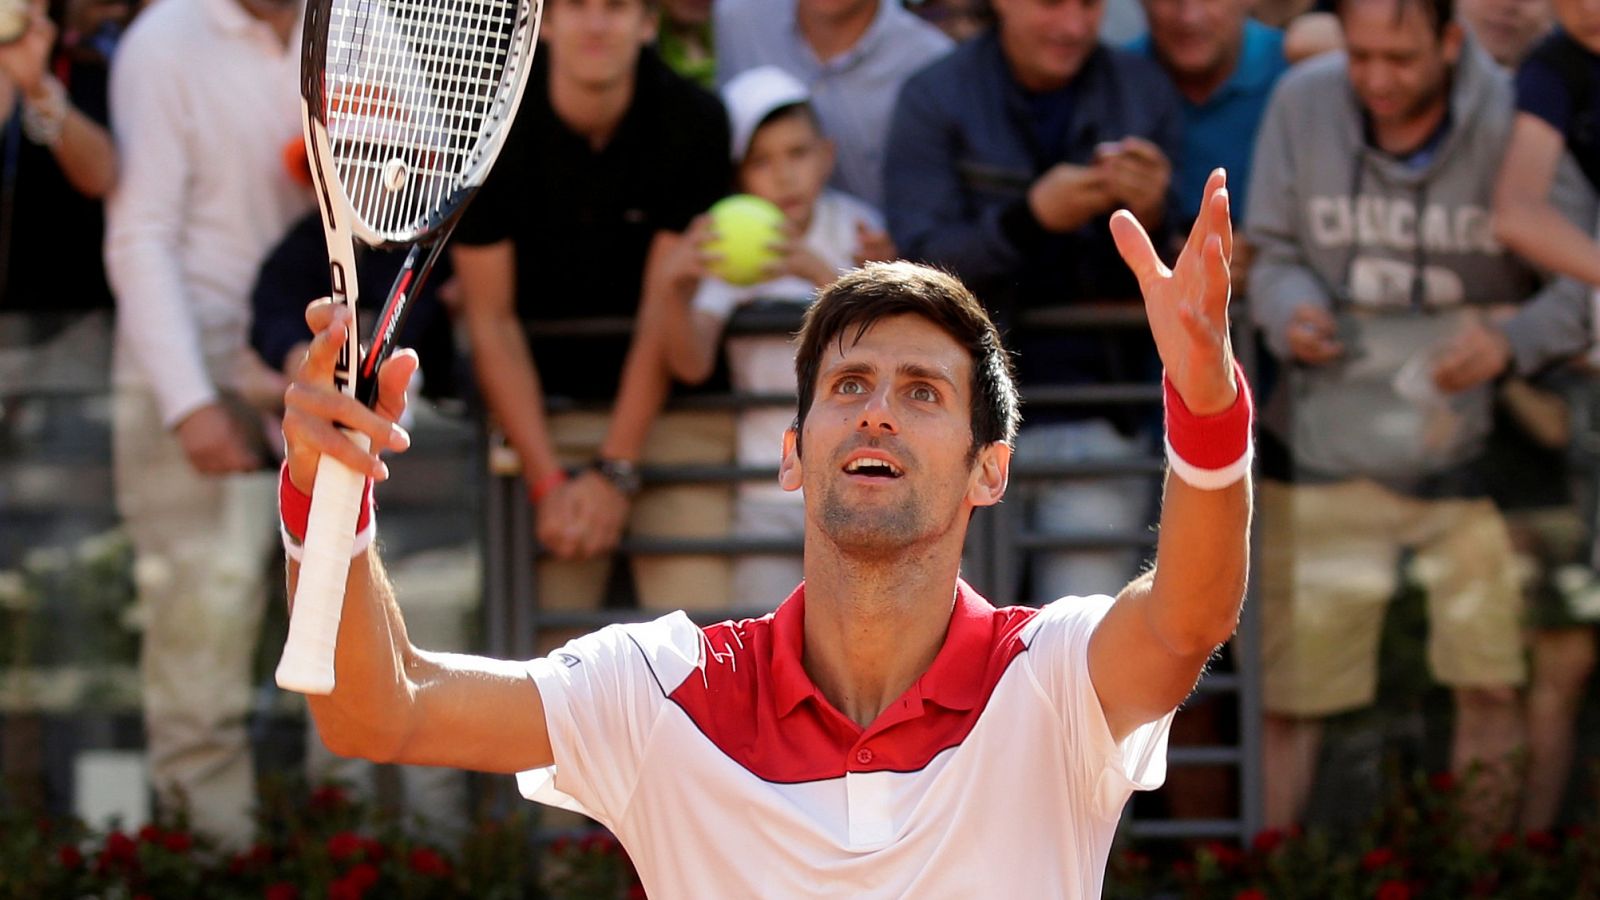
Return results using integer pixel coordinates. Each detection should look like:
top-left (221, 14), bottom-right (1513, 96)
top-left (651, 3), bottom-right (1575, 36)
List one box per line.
top-left (843, 458), bottom-right (904, 479)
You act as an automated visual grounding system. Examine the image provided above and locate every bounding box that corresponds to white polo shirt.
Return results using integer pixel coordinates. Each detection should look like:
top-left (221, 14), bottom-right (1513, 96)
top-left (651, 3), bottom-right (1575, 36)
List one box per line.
top-left (519, 581), bottom-right (1173, 899)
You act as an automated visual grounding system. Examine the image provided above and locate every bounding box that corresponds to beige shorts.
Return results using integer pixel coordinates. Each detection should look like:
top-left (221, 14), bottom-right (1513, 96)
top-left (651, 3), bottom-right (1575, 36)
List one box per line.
top-left (1259, 479), bottom-right (1525, 717)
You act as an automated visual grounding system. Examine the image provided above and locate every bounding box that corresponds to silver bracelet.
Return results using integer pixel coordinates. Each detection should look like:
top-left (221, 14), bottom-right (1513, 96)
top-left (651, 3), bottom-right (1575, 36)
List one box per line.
top-left (20, 75), bottom-right (67, 148)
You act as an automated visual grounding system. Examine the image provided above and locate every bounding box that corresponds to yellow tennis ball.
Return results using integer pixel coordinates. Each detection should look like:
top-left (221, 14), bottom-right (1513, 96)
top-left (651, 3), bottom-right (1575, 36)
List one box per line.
top-left (705, 194), bottom-right (787, 286)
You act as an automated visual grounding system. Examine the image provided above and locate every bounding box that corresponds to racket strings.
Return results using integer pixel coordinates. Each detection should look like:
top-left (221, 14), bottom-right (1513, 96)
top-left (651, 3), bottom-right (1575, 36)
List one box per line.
top-left (322, 0), bottom-right (534, 239)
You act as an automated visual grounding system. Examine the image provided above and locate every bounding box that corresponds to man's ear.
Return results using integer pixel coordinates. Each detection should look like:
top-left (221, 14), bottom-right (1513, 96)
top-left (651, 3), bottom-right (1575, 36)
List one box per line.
top-left (967, 441), bottom-right (1010, 508)
top-left (779, 427), bottom-right (804, 492)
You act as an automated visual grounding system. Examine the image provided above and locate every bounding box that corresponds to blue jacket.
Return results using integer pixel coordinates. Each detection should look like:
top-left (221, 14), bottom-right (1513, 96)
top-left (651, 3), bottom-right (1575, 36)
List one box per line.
top-left (885, 31), bottom-right (1182, 398)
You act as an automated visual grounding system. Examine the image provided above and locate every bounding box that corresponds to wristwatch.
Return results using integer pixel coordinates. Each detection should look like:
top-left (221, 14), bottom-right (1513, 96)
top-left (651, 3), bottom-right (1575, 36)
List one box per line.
top-left (589, 456), bottom-right (642, 496)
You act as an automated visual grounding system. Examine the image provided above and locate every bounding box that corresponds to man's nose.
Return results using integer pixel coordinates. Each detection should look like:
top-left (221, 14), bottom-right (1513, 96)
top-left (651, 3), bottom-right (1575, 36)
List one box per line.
top-left (857, 388), bottom-right (899, 434)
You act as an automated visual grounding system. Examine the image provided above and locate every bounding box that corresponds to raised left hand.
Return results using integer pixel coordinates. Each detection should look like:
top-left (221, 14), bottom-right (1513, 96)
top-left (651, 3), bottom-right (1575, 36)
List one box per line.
top-left (1111, 168), bottom-right (1236, 415)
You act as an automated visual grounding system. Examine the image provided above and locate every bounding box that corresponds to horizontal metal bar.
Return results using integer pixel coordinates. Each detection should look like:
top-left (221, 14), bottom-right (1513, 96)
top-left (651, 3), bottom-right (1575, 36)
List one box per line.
top-left (1124, 818), bottom-right (1243, 840)
top-left (1168, 746), bottom-right (1242, 766)
top-left (1011, 530), bottom-right (1158, 551)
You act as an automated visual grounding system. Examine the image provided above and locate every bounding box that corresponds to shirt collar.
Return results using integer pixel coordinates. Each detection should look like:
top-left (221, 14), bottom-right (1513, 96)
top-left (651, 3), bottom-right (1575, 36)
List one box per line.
top-left (770, 578), bottom-right (1001, 718)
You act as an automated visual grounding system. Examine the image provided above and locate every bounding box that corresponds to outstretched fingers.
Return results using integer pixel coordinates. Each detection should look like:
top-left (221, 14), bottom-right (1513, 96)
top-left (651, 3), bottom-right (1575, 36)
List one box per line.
top-left (1110, 209), bottom-right (1166, 291)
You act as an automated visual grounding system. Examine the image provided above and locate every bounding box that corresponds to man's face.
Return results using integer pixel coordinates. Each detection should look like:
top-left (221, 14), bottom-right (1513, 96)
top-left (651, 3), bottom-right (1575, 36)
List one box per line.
top-left (1460, 0), bottom-right (1552, 66)
top-left (1553, 0), bottom-right (1600, 54)
top-left (739, 113), bottom-right (835, 228)
top-left (542, 0), bottom-right (656, 90)
top-left (1342, 0), bottom-right (1461, 131)
top-left (784, 314), bottom-right (1000, 559)
top-left (993, 0), bottom-right (1105, 91)
top-left (1143, 0), bottom-right (1251, 87)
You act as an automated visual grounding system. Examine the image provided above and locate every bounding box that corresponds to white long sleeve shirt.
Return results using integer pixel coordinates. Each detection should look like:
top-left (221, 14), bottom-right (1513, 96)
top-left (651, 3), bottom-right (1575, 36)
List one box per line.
top-left (105, 0), bottom-right (309, 427)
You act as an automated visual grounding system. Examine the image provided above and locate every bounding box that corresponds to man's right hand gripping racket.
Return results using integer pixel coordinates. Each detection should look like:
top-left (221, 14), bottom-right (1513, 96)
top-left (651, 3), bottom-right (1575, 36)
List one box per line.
top-left (277, 0), bottom-right (541, 695)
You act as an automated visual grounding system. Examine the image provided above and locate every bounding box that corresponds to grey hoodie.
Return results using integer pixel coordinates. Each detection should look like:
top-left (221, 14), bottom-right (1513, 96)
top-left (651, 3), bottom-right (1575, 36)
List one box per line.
top-left (1245, 39), bottom-right (1591, 489)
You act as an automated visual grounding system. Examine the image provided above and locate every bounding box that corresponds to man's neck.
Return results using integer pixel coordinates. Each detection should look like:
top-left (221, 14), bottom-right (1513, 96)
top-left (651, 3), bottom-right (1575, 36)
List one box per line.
top-left (798, 536), bottom-right (964, 728)
top-left (238, 0), bottom-right (299, 45)
top-left (1369, 98), bottom-right (1448, 158)
top-left (797, 0), bottom-right (878, 63)
top-left (550, 70), bottom-right (636, 151)
top-left (1167, 43), bottom-right (1243, 105)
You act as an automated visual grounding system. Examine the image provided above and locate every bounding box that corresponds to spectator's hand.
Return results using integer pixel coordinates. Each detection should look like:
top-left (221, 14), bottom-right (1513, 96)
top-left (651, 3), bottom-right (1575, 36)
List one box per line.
top-left (174, 403), bottom-right (265, 474)
top-left (536, 470), bottom-right (629, 560)
top-left (1230, 236), bottom-right (1255, 298)
top-left (281, 299), bottom-right (414, 494)
top-left (1285, 303), bottom-right (1343, 366)
top-left (1431, 315), bottom-right (1512, 393)
top-left (659, 214), bottom-right (716, 295)
top-left (767, 223), bottom-right (836, 287)
top-left (1028, 163), bottom-right (1116, 233)
top-left (0, 2), bottom-right (56, 96)
top-left (233, 348), bottom-right (290, 413)
top-left (1111, 168), bottom-right (1236, 415)
top-left (853, 220), bottom-right (896, 267)
top-left (1097, 137), bottom-right (1171, 229)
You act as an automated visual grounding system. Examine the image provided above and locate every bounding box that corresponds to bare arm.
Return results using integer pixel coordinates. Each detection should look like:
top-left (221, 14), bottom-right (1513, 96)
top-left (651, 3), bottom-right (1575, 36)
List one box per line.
top-left (453, 241), bottom-right (564, 486)
top-left (285, 300), bottom-right (551, 772)
top-left (639, 222), bottom-right (722, 385)
top-left (1493, 113), bottom-right (1600, 286)
top-left (0, 7), bottom-right (116, 197)
top-left (1089, 172), bottom-right (1252, 743)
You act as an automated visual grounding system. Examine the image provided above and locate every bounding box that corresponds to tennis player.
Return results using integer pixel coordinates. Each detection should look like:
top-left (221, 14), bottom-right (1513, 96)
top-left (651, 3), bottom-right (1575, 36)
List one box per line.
top-left (280, 170), bottom-right (1251, 898)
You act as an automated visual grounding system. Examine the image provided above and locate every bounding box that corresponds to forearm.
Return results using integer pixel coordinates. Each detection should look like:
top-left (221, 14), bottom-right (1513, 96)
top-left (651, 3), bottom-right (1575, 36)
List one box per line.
top-left (49, 103), bottom-right (117, 198)
top-left (1495, 199), bottom-right (1600, 286)
top-left (1146, 473), bottom-right (1252, 656)
top-left (600, 325), bottom-right (671, 461)
top-left (296, 550), bottom-right (418, 762)
top-left (467, 312), bottom-right (562, 482)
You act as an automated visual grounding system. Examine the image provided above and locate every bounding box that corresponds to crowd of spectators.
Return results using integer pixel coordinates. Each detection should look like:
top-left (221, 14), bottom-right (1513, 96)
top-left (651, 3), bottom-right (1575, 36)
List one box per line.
top-left (4, 0), bottom-right (1600, 856)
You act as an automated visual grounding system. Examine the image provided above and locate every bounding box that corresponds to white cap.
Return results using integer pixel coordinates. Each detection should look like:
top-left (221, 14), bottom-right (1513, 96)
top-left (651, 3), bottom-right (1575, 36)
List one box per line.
top-left (722, 66), bottom-right (812, 163)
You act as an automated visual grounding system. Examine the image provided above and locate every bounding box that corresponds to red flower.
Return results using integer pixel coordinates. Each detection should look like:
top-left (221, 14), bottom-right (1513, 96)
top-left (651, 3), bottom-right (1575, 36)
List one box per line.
top-left (328, 877), bottom-right (364, 900)
top-left (103, 830), bottom-right (138, 866)
top-left (1252, 829), bottom-right (1286, 854)
top-left (550, 835), bottom-right (574, 855)
top-left (1362, 847), bottom-right (1397, 871)
top-left (1526, 830), bottom-right (1558, 853)
top-left (1204, 841), bottom-right (1244, 868)
top-left (137, 824), bottom-right (163, 844)
top-left (1235, 890), bottom-right (1269, 900)
top-left (161, 831), bottom-right (193, 854)
top-left (1493, 832), bottom-right (1519, 853)
top-left (581, 831), bottom-right (620, 854)
top-left (264, 884), bottom-right (298, 900)
top-left (1375, 880), bottom-right (1412, 900)
top-left (348, 862), bottom-right (380, 890)
top-left (627, 885), bottom-right (648, 900)
top-left (56, 845), bottom-right (83, 869)
top-left (407, 846), bottom-right (451, 878)
top-left (310, 784), bottom-right (350, 811)
top-left (1429, 772), bottom-right (1457, 793)
top-left (361, 837), bottom-right (387, 862)
top-left (1565, 825), bottom-right (1587, 842)
top-left (327, 831), bottom-right (364, 862)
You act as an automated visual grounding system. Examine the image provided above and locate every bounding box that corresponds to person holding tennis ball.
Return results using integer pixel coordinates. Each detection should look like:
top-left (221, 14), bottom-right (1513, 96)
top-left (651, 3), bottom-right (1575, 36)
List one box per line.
top-left (641, 65), bottom-right (898, 603)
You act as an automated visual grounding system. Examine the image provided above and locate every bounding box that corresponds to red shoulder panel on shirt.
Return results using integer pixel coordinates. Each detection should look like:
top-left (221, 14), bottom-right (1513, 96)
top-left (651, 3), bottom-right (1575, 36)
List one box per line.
top-left (662, 586), bottom-right (1041, 784)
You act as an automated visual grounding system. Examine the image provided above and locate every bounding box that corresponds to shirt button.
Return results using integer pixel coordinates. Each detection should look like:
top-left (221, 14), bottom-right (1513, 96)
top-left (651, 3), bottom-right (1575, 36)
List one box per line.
top-left (855, 748), bottom-right (874, 765)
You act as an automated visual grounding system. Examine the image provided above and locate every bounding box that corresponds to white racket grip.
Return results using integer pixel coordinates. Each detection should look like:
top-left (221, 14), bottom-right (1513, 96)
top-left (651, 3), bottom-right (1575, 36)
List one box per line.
top-left (277, 430), bottom-right (373, 695)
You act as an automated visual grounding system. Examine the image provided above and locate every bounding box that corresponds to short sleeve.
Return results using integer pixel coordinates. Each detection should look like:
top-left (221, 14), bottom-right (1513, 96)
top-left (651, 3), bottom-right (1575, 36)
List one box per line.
top-left (517, 612), bottom-right (703, 825)
top-left (1516, 54), bottom-right (1574, 136)
top-left (1022, 596), bottom-right (1175, 821)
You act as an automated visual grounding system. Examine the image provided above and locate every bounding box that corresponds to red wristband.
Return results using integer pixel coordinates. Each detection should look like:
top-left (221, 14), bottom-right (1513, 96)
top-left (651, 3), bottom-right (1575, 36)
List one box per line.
top-left (528, 469), bottom-right (567, 504)
top-left (1163, 360), bottom-right (1254, 490)
top-left (279, 462), bottom-right (374, 556)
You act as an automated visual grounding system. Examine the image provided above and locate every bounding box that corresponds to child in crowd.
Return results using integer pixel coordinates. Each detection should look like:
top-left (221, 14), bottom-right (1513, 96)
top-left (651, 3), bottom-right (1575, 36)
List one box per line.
top-left (648, 65), bottom-right (895, 602)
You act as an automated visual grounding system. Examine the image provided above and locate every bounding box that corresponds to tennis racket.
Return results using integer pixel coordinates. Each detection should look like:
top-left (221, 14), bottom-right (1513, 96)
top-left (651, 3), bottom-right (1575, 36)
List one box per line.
top-left (277, 0), bottom-right (542, 695)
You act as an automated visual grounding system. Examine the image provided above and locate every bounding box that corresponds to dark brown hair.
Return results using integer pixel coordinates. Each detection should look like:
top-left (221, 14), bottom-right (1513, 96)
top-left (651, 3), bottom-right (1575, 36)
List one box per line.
top-left (792, 261), bottom-right (1020, 459)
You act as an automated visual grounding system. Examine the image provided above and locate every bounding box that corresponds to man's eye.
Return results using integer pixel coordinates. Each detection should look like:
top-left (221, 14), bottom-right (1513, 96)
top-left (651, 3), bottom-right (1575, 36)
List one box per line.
top-left (910, 385), bottom-right (938, 402)
top-left (838, 378), bottom-right (866, 394)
